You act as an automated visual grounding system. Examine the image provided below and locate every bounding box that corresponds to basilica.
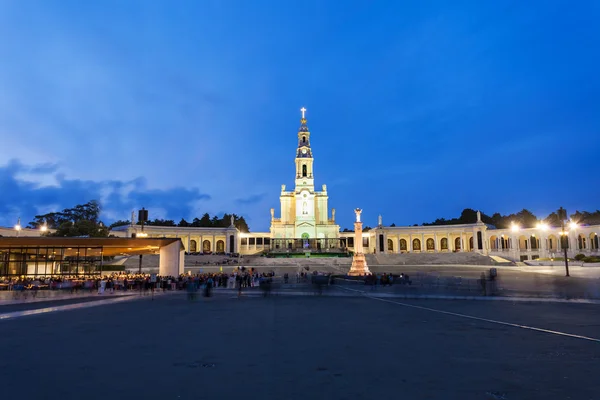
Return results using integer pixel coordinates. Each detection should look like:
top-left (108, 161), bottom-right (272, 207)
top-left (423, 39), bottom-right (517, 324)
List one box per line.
top-left (104, 109), bottom-right (600, 262)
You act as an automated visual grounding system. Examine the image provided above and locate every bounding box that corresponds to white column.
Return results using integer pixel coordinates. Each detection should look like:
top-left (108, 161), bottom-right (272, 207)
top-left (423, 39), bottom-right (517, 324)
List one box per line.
top-left (225, 232), bottom-right (231, 254)
top-left (212, 235), bottom-right (216, 252)
top-left (447, 233), bottom-right (451, 252)
top-left (397, 237), bottom-right (401, 254)
top-left (434, 233), bottom-right (438, 253)
top-left (421, 234), bottom-right (425, 252)
top-left (460, 233), bottom-right (465, 252)
top-left (409, 234), bottom-right (413, 252)
top-left (187, 235), bottom-right (191, 253)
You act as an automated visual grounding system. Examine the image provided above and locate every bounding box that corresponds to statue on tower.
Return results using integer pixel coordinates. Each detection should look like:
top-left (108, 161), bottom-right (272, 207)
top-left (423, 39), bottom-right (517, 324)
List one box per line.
top-left (378, 214), bottom-right (383, 227)
top-left (230, 215), bottom-right (235, 227)
top-left (355, 208), bottom-right (362, 223)
top-left (477, 210), bottom-right (482, 223)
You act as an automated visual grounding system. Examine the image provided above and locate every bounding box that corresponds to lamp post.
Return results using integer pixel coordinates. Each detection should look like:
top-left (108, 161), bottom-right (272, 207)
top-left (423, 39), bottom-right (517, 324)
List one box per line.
top-left (14, 218), bottom-right (21, 237)
top-left (557, 207), bottom-right (570, 277)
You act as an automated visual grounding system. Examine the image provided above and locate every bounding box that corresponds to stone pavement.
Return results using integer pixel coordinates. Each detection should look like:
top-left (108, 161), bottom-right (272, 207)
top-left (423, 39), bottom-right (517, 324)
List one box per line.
top-left (1, 288), bottom-right (599, 400)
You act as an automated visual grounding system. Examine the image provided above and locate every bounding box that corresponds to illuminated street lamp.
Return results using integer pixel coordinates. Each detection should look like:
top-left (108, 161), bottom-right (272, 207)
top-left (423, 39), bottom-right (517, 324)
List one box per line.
top-left (40, 221), bottom-right (48, 233)
top-left (14, 218), bottom-right (21, 237)
top-left (511, 222), bottom-right (520, 233)
top-left (557, 207), bottom-right (575, 277)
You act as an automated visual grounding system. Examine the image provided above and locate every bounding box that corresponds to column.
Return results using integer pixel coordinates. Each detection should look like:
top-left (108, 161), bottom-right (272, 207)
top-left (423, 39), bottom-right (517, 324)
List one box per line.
top-left (187, 235), bottom-right (191, 253)
top-left (460, 233), bottom-right (465, 252)
top-left (212, 235), bottom-right (216, 252)
top-left (225, 232), bottom-right (231, 254)
top-left (397, 237), bottom-right (401, 254)
top-left (447, 233), bottom-right (451, 252)
top-left (409, 234), bottom-right (413, 252)
top-left (199, 235), bottom-right (203, 253)
top-left (434, 233), bottom-right (438, 253)
top-left (421, 234), bottom-right (425, 252)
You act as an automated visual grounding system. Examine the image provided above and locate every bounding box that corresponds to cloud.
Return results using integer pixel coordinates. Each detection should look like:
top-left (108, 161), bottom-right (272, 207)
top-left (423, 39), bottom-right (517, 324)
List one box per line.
top-left (235, 193), bottom-right (266, 205)
top-left (0, 159), bottom-right (210, 226)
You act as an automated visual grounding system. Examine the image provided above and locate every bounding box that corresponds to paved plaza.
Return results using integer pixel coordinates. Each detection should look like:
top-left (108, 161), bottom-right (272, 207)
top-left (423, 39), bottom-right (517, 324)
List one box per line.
top-left (1, 286), bottom-right (599, 400)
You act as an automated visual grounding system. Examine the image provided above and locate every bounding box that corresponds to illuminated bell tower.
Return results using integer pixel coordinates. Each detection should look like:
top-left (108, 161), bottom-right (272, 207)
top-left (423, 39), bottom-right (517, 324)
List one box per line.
top-left (295, 107), bottom-right (314, 191)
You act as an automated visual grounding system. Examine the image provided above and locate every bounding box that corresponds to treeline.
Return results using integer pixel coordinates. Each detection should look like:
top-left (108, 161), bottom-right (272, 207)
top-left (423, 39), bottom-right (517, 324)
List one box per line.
top-left (421, 208), bottom-right (600, 229)
top-left (27, 201), bottom-right (251, 237)
top-left (27, 200), bottom-right (109, 237)
top-left (110, 213), bottom-right (250, 232)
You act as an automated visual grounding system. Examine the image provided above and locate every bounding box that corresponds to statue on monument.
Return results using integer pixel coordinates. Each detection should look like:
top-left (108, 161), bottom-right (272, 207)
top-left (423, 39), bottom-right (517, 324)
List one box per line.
top-left (355, 208), bottom-right (362, 223)
top-left (230, 215), bottom-right (235, 227)
top-left (378, 214), bottom-right (382, 227)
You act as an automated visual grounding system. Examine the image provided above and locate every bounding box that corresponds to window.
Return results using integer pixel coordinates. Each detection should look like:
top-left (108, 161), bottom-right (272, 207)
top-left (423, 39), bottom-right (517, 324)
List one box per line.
top-left (241, 238), bottom-right (248, 246)
top-left (249, 238), bottom-right (255, 245)
top-left (264, 238), bottom-right (271, 245)
top-left (257, 238), bottom-right (263, 245)
top-left (348, 237), bottom-right (354, 247)
top-left (302, 164), bottom-right (307, 177)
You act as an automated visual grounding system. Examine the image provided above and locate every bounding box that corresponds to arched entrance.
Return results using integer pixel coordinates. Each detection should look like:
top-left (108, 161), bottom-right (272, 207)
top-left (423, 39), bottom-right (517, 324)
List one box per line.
top-left (189, 239), bottom-right (197, 253)
top-left (202, 240), bottom-right (211, 253)
top-left (469, 237), bottom-right (473, 251)
top-left (441, 237), bottom-right (448, 251)
top-left (489, 235), bottom-right (498, 250)
top-left (216, 240), bottom-right (225, 253)
top-left (301, 233), bottom-right (309, 249)
top-left (387, 238), bottom-right (394, 252)
top-left (454, 237), bottom-right (461, 251)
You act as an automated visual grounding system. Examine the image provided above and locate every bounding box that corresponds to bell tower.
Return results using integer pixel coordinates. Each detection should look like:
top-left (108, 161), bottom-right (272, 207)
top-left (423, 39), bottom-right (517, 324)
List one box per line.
top-left (295, 107), bottom-right (314, 191)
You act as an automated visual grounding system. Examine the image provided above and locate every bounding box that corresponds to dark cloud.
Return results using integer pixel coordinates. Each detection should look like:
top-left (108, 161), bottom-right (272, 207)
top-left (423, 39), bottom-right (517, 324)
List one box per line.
top-left (235, 193), bottom-right (266, 205)
top-left (0, 159), bottom-right (210, 226)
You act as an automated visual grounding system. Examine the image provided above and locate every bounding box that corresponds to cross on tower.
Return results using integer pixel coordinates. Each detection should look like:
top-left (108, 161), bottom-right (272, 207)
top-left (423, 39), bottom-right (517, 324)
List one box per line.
top-left (300, 107), bottom-right (306, 119)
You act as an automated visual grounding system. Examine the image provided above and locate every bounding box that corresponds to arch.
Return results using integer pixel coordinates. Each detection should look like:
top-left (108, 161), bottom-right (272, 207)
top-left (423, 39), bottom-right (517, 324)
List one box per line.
top-left (387, 238), bottom-right (394, 251)
top-left (469, 237), bottom-right (473, 251)
top-left (412, 238), bottom-right (421, 251)
top-left (489, 235), bottom-right (498, 250)
top-left (202, 240), bottom-right (211, 253)
top-left (578, 234), bottom-right (587, 250)
top-left (454, 237), bottom-right (461, 251)
top-left (189, 239), bottom-right (197, 253)
top-left (441, 237), bottom-right (448, 250)
top-left (547, 234), bottom-right (558, 251)
top-left (301, 233), bottom-right (309, 239)
top-left (302, 164), bottom-right (307, 177)
top-left (216, 240), bottom-right (225, 253)
top-left (591, 233), bottom-right (599, 250)
top-left (302, 135), bottom-right (306, 143)
top-left (530, 235), bottom-right (539, 250)
top-left (399, 238), bottom-right (407, 251)
top-left (518, 235), bottom-right (528, 250)
top-left (426, 238), bottom-right (434, 251)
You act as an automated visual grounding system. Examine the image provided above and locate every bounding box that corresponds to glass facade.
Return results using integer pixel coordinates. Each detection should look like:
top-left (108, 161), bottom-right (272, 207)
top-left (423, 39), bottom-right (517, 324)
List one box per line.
top-left (0, 246), bottom-right (103, 277)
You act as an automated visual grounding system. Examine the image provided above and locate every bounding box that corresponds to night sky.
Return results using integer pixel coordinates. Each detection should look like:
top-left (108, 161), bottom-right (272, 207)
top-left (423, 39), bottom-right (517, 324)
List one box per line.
top-left (1, 1), bottom-right (599, 231)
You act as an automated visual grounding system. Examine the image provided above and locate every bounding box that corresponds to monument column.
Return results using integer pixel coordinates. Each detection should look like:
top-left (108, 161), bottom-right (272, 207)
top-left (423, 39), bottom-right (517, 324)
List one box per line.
top-left (434, 233), bottom-right (438, 253)
top-left (447, 233), bottom-right (451, 252)
top-left (348, 209), bottom-right (371, 276)
top-left (409, 234), bottom-right (413, 252)
top-left (421, 233), bottom-right (425, 252)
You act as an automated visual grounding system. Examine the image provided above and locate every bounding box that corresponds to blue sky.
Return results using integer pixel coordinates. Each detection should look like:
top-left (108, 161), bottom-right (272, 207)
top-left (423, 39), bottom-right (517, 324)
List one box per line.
top-left (1, 0), bottom-right (599, 231)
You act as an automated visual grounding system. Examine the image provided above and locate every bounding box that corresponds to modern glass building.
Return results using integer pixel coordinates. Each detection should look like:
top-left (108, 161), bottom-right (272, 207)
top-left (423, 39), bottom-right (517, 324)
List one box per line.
top-left (0, 237), bottom-right (184, 277)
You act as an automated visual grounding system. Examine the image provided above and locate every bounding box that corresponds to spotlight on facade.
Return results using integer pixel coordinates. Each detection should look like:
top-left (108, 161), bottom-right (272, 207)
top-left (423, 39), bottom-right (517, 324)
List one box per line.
top-left (536, 222), bottom-right (549, 231)
top-left (510, 222), bottom-right (519, 233)
top-left (40, 222), bottom-right (48, 232)
top-left (137, 232), bottom-right (148, 238)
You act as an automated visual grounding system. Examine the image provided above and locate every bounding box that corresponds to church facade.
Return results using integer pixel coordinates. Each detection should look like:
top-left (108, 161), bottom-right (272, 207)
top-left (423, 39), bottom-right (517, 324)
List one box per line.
top-left (90, 109), bottom-right (600, 261)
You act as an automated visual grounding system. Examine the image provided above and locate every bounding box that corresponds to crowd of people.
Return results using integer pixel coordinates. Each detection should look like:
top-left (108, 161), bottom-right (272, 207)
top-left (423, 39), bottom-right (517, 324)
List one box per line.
top-left (0, 268), bottom-right (281, 297)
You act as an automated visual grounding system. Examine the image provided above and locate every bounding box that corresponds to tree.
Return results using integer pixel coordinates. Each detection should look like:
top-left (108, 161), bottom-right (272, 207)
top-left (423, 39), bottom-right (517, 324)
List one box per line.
top-left (390, 223), bottom-right (396, 227)
top-left (178, 218), bottom-right (190, 227)
top-left (28, 200), bottom-right (109, 237)
top-left (146, 218), bottom-right (176, 227)
top-left (234, 216), bottom-right (250, 232)
top-left (198, 213), bottom-right (212, 227)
